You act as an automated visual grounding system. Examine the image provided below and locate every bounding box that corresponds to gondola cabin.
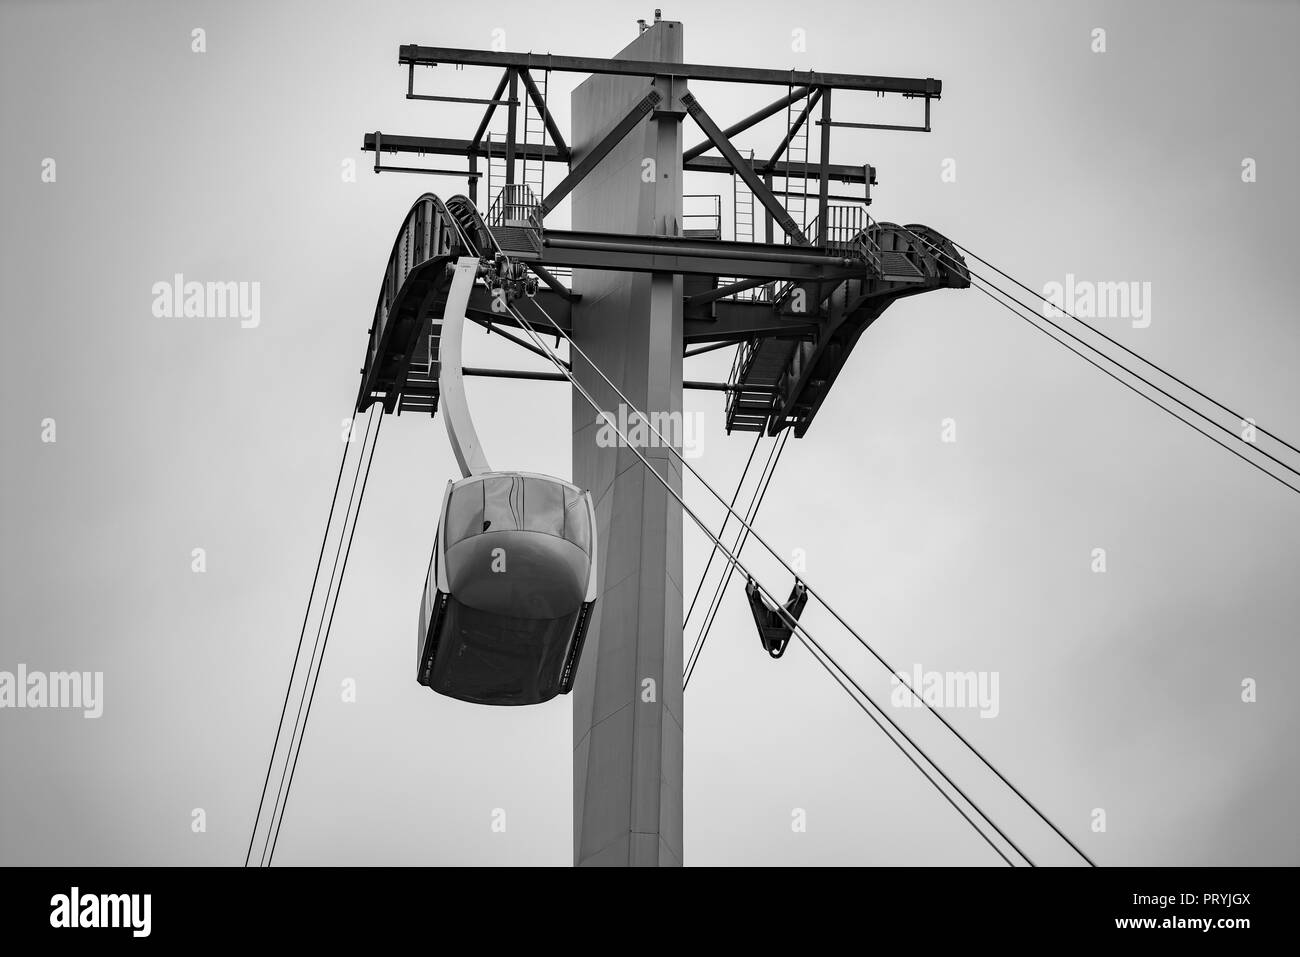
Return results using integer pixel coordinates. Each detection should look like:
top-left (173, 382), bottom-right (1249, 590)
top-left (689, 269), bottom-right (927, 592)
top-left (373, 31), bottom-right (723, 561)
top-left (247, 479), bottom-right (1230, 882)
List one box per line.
top-left (418, 471), bottom-right (597, 705)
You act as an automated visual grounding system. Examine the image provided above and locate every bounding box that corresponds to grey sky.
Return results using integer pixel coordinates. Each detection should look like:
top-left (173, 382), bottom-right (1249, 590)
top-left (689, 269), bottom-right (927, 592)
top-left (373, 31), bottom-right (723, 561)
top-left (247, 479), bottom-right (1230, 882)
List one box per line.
top-left (1, 0), bottom-right (1297, 865)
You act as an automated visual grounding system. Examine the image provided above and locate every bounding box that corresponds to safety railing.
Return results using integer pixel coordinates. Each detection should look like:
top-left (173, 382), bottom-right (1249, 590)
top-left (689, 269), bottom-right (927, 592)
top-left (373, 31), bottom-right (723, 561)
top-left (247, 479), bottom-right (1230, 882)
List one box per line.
top-left (682, 194), bottom-right (722, 239)
top-left (487, 183), bottom-right (543, 228)
top-left (804, 205), bottom-right (882, 275)
top-left (714, 275), bottom-right (776, 303)
top-left (725, 339), bottom-right (758, 421)
top-left (486, 183), bottom-right (544, 256)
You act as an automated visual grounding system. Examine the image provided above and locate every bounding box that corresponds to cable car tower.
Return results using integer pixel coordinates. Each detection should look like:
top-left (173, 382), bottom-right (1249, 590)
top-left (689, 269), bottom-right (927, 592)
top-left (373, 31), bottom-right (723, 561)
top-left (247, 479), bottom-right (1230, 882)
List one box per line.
top-left (356, 14), bottom-right (968, 866)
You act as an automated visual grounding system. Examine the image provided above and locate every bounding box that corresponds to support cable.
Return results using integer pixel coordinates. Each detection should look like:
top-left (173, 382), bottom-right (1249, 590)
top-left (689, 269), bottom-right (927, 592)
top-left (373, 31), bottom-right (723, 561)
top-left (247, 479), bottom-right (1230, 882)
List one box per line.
top-left (902, 230), bottom-right (1300, 498)
top-left (503, 296), bottom-right (1032, 866)
top-left (797, 625), bottom-right (1016, 866)
top-left (911, 232), bottom-right (1300, 484)
top-left (953, 239), bottom-right (1300, 458)
top-left (510, 292), bottom-right (1097, 866)
top-left (244, 409), bottom-right (359, 867)
top-left (685, 428), bottom-right (789, 687)
top-left (447, 208), bottom-right (1067, 865)
top-left (683, 427), bottom-right (765, 631)
top-left (263, 407), bottom-right (384, 865)
top-left (685, 429), bottom-right (783, 681)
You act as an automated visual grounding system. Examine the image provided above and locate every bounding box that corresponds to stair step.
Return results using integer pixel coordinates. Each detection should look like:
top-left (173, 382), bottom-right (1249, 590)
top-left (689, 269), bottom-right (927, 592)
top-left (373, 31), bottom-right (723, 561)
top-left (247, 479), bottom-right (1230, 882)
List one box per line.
top-left (879, 249), bottom-right (925, 281)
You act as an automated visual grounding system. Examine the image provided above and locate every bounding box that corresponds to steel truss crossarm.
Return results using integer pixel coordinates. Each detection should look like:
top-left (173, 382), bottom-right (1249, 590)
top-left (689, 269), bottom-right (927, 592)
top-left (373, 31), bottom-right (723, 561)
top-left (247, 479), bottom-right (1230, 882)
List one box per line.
top-left (397, 45), bottom-right (941, 96)
top-left (471, 70), bottom-right (515, 150)
top-left (766, 88), bottom-right (822, 169)
top-left (518, 68), bottom-right (570, 160)
top-left (540, 88), bottom-right (663, 215)
top-left (682, 86), bottom-right (810, 162)
top-left (681, 91), bottom-right (808, 246)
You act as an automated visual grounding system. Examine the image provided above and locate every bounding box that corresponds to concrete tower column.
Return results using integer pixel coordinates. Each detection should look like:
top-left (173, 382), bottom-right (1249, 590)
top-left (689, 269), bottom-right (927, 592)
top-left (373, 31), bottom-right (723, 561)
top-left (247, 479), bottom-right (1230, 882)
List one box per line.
top-left (569, 19), bottom-right (685, 867)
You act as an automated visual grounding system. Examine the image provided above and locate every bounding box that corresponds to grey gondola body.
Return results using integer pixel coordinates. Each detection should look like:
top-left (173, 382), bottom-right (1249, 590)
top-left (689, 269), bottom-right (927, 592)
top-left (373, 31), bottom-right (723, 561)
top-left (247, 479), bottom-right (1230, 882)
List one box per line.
top-left (410, 253), bottom-right (598, 706)
top-left (418, 472), bottom-right (598, 705)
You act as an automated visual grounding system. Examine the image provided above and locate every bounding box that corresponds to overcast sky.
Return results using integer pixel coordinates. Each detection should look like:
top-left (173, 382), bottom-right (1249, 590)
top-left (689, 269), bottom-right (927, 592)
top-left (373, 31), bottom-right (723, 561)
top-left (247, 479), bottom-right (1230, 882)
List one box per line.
top-left (2, 0), bottom-right (1297, 866)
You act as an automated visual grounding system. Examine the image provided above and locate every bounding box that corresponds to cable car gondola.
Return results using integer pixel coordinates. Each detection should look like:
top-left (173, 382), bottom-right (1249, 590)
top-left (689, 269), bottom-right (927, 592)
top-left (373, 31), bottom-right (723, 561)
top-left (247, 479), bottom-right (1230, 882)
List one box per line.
top-left (416, 257), bottom-right (597, 705)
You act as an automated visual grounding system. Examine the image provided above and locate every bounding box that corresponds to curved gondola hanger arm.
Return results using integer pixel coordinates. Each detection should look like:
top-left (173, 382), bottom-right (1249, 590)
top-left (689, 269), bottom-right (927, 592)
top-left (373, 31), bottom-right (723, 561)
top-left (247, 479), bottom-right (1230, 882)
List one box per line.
top-left (439, 256), bottom-right (492, 477)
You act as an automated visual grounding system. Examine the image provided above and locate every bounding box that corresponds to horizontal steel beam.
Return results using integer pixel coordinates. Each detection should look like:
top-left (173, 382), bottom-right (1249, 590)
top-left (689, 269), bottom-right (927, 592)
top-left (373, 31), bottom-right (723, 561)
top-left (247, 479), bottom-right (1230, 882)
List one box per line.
top-left (696, 154), bottom-right (874, 184)
top-left (683, 340), bottom-right (737, 358)
top-left (373, 164), bottom-right (484, 178)
top-left (818, 119), bottom-right (930, 133)
top-left (551, 230), bottom-right (851, 264)
top-left (462, 366), bottom-right (756, 392)
top-left (465, 366), bottom-right (571, 381)
top-left (471, 285), bottom-right (818, 346)
top-left (685, 302), bottom-right (821, 344)
top-left (465, 316), bottom-right (561, 363)
top-left (769, 187), bottom-right (866, 201)
top-left (364, 132), bottom-right (564, 161)
top-left (540, 231), bottom-right (866, 281)
top-left (398, 45), bottom-right (941, 96)
top-left (541, 246), bottom-right (839, 281)
top-left (407, 93), bottom-right (517, 106)
top-left (362, 133), bottom-right (876, 185)
top-left (687, 276), bottom-right (769, 307)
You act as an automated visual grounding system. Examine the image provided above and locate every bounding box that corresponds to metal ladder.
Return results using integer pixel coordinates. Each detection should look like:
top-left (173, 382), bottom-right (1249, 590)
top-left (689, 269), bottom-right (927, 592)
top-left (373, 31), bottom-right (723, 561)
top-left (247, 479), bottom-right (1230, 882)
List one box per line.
top-left (733, 148), bottom-right (755, 243)
top-left (522, 69), bottom-right (548, 205)
top-left (782, 87), bottom-right (811, 241)
top-left (485, 131), bottom-right (509, 215)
